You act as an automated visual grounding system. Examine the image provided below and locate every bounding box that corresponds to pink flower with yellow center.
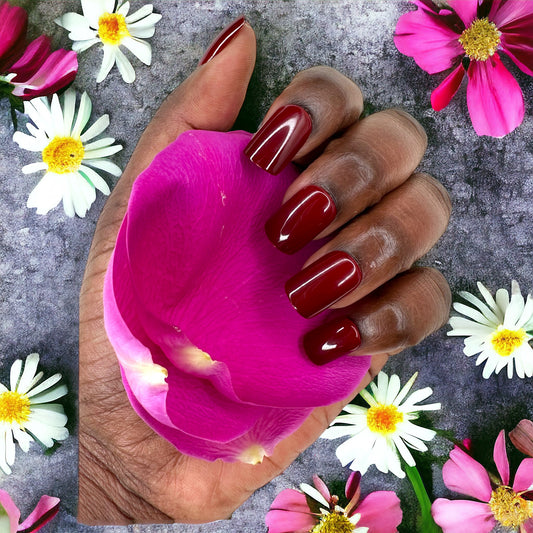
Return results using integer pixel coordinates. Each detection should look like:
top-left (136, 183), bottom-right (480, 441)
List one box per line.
top-left (432, 430), bottom-right (533, 532)
top-left (394, 0), bottom-right (533, 137)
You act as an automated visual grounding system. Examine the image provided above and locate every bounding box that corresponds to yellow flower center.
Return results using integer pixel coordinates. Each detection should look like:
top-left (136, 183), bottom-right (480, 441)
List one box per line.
top-left (459, 18), bottom-right (501, 61)
top-left (491, 327), bottom-right (526, 357)
top-left (310, 512), bottom-right (356, 533)
top-left (489, 486), bottom-right (533, 527)
top-left (98, 12), bottom-right (130, 45)
top-left (0, 391), bottom-right (31, 426)
top-left (366, 404), bottom-right (403, 435)
top-left (42, 136), bottom-right (85, 174)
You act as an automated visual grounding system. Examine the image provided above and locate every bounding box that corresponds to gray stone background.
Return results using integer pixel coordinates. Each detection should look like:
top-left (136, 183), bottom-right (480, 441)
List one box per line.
top-left (1, 0), bottom-right (532, 531)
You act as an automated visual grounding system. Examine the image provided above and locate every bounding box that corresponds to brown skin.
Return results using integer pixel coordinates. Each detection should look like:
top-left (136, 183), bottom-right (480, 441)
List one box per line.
top-left (79, 23), bottom-right (451, 524)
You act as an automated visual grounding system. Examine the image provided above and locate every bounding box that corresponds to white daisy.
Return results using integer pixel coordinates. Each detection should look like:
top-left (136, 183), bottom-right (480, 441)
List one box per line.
top-left (14, 89), bottom-right (122, 218)
top-left (56, 0), bottom-right (162, 83)
top-left (0, 353), bottom-right (68, 475)
top-left (448, 280), bottom-right (533, 379)
top-left (321, 371), bottom-right (440, 479)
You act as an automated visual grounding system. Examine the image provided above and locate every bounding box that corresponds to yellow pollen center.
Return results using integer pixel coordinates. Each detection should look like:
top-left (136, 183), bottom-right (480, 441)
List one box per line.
top-left (489, 486), bottom-right (533, 527)
top-left (491, 327), bottom-right (526, 357)
top-left (310, 512), bottom-right (356, 533)
top-left (98, 13), bottom-right (130, 45)
top-left (42, 137), bottom-right (84, 174)
top-left (0, 391), bottom-right (31, 426)
top-left (366, 404), bottom-right (403, 435)
top-left (459, 18), bottom-right (501, 61)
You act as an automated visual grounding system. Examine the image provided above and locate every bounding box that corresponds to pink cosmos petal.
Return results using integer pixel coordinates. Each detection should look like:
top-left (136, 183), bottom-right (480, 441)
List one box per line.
top-left (356, 491), bottom-right (403, 533)
top-left (17, 495), bottom-right (60, 532)
top-left (432, 499), bottom-right (496, 533)
top-left (431, 64), bottom-right (465, 111)
top-left (312, 475), bottom-right (331, 503)
top-left (394, 6), bottom-right (464, 74)
top-left (490, 0), bottom-right (533, 29)
top-left (0, 1), bottom-right (27, 64)
top-left (9, 35), bottom-right (51, 83)
top-left (500, 32), bottom-right (533, 76)
top-left (0, 489), bottom-right (20, 533)
top-left (522, 519), bottom-right (533, 533)
top-left (345, 471), bottom-right (361, 504)
top-left (442, 446), bottom-right (492, 501)
top-left (513, 458), bottom-right (533, 492)
top-left (447, 0), bottom-right (478, 26)
top-left (466, 54), bottom-right (524, 136)
top-left (265, 489), bottom-right (316, 533)
top-left (493, 430), bottom-right (510, 485)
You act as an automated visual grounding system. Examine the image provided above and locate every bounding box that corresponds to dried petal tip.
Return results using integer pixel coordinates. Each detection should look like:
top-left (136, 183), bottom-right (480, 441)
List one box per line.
top-left (510, 419), bottom-right (533, 457)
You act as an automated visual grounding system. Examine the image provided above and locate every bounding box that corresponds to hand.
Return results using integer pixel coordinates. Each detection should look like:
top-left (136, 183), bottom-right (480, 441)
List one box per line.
top-left (78, 18), bottom-right (451, 525)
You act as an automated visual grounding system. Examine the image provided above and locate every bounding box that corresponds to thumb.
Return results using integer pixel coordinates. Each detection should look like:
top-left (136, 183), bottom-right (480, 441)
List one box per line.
top-left (94, 19), bottom-right (256, 246)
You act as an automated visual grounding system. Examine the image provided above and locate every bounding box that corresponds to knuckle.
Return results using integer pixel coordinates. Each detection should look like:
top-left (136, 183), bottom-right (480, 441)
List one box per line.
top-left (379, 108), bottom-right (428, 146)
top-left (412, 173), bottom-right (452, 221)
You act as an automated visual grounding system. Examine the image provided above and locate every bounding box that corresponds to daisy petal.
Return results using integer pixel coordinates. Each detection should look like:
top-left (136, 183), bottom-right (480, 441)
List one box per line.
top-left (72, 38), bottom-right (100, 53)
top-left (125, 4), bottom-right (153, 23)
top-left (96, 45), bottom-right (117, 83)
top-left (84, 144), bottom-right (123, 159)
top-left (80, 115), bottom-right (110, 142)
top-left (114, 46), bottom-right (135, 83)
top-left (122, 36), bottom-right (151, 65)
top-left (17, 353), bottom-right (40, 395)
top-left (84, 159), bottom-right (122, 177)
top-left (78, 165), bottom-right (111, 194)
top-left (27, 173), bottom-right (66, 215)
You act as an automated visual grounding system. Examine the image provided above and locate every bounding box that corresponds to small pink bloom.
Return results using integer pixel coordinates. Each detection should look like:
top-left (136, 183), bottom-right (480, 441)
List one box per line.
top-left (432, 430), bottom-right (533, 532)
top-left (0, 490), bottom-right (59, 533)
top-left (265, 472), bottom-right (402, 533)
top-left (0, 1), bottom-right (77, 100)
top-left (394, 0), bottom-right (533, 136)
top-left (104, 130), bottom-right (370, 463)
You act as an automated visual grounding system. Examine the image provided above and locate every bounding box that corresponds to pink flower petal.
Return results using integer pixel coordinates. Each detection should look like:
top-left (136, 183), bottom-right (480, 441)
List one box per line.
top-left (447, 0), bottom-right (478, 26)
top-left (431, 64), bottom-right (465, 111)
top-left (312, 475), bottom-right (331, 504)
top-left (394, 6), bottom-right (464, 74)
top-left (265, 489), bottom-right (316, 533)
top-left (493, 430), bottom-right (510, 485)
top-left (442, 446), bottom-right (492, 502)
top-left (432, 499), bottom-right (496, 533)
top-left (0, 489), bottom-right (20, 533)
top-left (490, 0), bottom-right (533, 29)
top-left (17, 495), bottom-right (60, 532)
top-left (356, 491), bottom-right (403, 533)
top-left (9, 35), bottom-right (51, 83)
top-left (345, 471), bottom-right (361, 504)
top-left (0, 2), bottom-right (27, 65)
top-left (513, 458), bottom-right (533, 492)
top-left (521, 518), bottom-right (533, 533)
top-left (466, 54), bottom-right (524, 136)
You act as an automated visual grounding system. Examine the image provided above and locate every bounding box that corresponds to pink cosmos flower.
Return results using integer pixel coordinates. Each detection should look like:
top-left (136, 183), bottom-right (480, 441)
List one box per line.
top-left (265, 472), bottom-right (402, 533)
top-left (0, 1), bottom-right (77, 100)
top-left (432, 430), bottom-right (533, 532)
top-left (394, 0), bottom-right (533, 137)
top-left (0, 489), bottom-right (59, 533)
top-left (103, 130), bottom-right (370, 464)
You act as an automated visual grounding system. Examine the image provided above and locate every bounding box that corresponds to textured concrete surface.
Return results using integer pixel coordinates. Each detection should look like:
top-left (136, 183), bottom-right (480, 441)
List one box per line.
top-left (1, 0), bottom-right (533, 532)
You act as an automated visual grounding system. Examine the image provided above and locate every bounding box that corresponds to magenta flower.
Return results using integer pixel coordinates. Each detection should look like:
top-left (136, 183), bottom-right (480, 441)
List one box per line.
top-left (103, 130), bottom-right (370, 463)
top-left (265, 472), bottom-right (402, 533)
top-left (432, 430), bottom-right (533, 532)
top-left (0, 1), bottom-right (77, 100)
top-left (0, 489), bottom-right (59, 533)
top-left (394, 0), bottom-right (533, 137)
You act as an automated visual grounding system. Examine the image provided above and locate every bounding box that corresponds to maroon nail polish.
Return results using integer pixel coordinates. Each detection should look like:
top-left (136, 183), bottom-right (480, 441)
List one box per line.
top-left (199, 16), bottom-right (247, 66)
top-left (244, 105), bottom-right (312, 175)
top-left (286, 251), bottom-right (362, 318)
top-left (265, 185), bottom-right (336, 254)
top-left (304, 317), bottom-right (361, 365)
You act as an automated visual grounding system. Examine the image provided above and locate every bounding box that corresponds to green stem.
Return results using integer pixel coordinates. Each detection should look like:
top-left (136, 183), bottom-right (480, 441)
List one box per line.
top-left (404, 463), bottom-right (442, 533)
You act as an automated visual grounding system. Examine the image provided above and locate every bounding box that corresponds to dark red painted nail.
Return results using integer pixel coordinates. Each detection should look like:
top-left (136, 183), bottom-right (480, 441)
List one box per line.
top-left (286, 251), bottom-right (362, 318)
top-left (244, 105), bottom-right (312, 175)
top-left (304, 317), bottom-right (361, 365)
top-left (265, 185), bottom-right (336, 254)
top-left (199, 16), bottom-right (247, 66)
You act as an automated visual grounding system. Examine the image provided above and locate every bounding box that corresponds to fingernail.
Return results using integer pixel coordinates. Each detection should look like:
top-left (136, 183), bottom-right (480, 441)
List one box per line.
top-left (265, 185), bottom-right (336, 254)
top-left (303, 317), bottom-right (361, 365)
top-left (286, 251), bottom-right (362, 318)
top-left (199, 15), bottom-right (247, 66)
top-left (244, 105), bottom-right (312, 175)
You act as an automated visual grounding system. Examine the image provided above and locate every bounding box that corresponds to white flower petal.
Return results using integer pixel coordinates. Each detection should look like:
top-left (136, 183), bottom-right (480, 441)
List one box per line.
top-left (70, 173), bottom-right (96, 217)
top-left (13, 131), bottom-right (47, 152)
top-left (117, 1), bottom-right (130, 16)
top-left (393, 372), bottom-right (418, 406)
top-left (56, 12), bottom-right (95, 38)
top-left (359, 388), bottom-right (377, 407)
top-left (30, 383), bottom-right (68, 405)
top-left (458, 290), bottom-right (501, 324)
top-left (495, 288), bottom-right (510, 314)
top-left (80, 114), bottom-right (110, 142)
top-left (83, 137), bottom-right (116, 151)
top-left (341, 404), bottom-right (368, 415)
top-left (50, 94), bottom-right (64, 136)
top-left (128, 25), bottom-right (157, 39)
top-left (72, 38), bottom-right (100, 53)
top-left (84, 144), bottom-right (123, 160)
top-left (300, 483), bottom-right (329, 508)
top-left (392, 435), bottom-right (415, 466)
top-left (5, 430), bottom-right (15, 466)
top-left (453, 302), bottom-right (494, 326)
top-left (81, 0), bottom-right (108, 27)
top-left (114, 46), bottom-right (135, 83)
top-left (84, 158), bottom-right (122, 177)
top-left (17, 353), bottom-right (40, 394)
top-left (96, 45), bottom-right (117, 83)
top-left (27, 173), bottom-right (66, 215)
top-left (125, 4), bottom-right (153, 23)
top-left (72, 92), bottom-right (93, 137)
top-left (78, 165), bottom-right (111, 194)
top-left (0, 431), bottom-right (11, 475)
top-left (62, 89), bottom-right (77, 134)
top-left (62, 180), bottom-right (75, 217)
top-left (22, 162), bottom-right (48, 174)
top-left (30, 405), bottom-right (67, 427)
top-left (401, 421), bottom-right (436, 442)
top-left (27, 373), bottom-right (63, 398)
top-left (401, 386), bottom-right (433, 409)
top-left (122, 36), bottom-right (151, 65)
top-left (25, 419), bottom-right (68, 448)
top-left (12, 428), bottom-right (33, 453)
top-left (10, 359), bottom-right (23, 391)
top-left (321, 424), bottom-right (362, 440)
top-left (385, 374), bottom-right (401, 404)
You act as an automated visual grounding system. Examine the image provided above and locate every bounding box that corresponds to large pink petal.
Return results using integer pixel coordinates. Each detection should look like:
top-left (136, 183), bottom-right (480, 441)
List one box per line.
top-left (9, 35), bottom-right (50, 82)
top-left (312, 475), bottom-right (331, 504)
top-left (265, 489), bottom-right (316, 533)
top-left (117, 130), bottom-right (369, 408)
top-left (0, 2), bottom-right (26, 64)
top-left (513, 458), bottom-right (533, 492)
top-left (521, 518), bottom-right (533, 533)
top-left (494, 430), bottom-right (510, 485)
top-left (466, 54), bottom-right (524, 136)
top-left (432, 499), bottom-right (496, 533)
top-left (447, 0), bottom-right (478, 26)
top-left (394, 7), bottom-right (464, 74)
top-left (0, 490), bottom-right (20, 533)
top-left (17, 495), bottom-right (60, 532)
top-left (442, 446), bottom-right (492, 501)
top-left (356, 491), bottom-right (402, 533)
top-left (431, 64), bottom-right (465, 111)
